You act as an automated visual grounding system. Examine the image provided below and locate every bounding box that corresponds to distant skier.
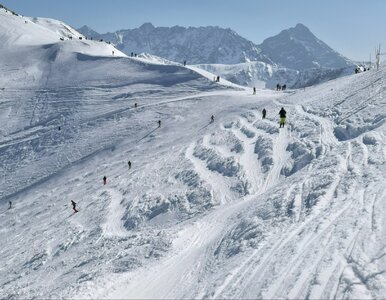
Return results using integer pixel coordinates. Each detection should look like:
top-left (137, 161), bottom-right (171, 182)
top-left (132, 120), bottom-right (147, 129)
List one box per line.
top-left (282, 84), bottom-right (287, 91)
top-left (134, 102), bottom-right (138, 108)
top-left (276, 83), bottom-right (280, 91)
top-left (128, 160), bottom-right (132, 169)
top-left (216, 75), bottom-right (220, 82)
top-left (103, 176), bottom-right (107, 185)
top-left (253, 87), bottom-right (256, 95)
top-left (71, 200), bottom-right (78, 213)
top-left (8, 201), bottom-right (12, 209)
top-left (158, 120), bottom-right (161, 128)
top-left (58, 126), bottom-right (61, 131)
top-left (262, 108), bottom-right (266, 119)
top-left (279, 107), bottom-right (287, 128)
top-left (211, 115), bottom-right (215, 123)
top-left (112, 50), bottom-right (115, 56)
top-left (183, 60), bottom-right (186, 66)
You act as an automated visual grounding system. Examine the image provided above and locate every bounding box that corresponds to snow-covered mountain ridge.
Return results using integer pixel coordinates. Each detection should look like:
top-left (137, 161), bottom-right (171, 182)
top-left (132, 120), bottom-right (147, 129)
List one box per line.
top-left (78, 23), bottom-right (354, 69)
top-left (78, 23), bottom-right (272, 65)
top-left (77, 23), bottom-right (355, 88)
top-left (2, 5), bottom-right (386, 300)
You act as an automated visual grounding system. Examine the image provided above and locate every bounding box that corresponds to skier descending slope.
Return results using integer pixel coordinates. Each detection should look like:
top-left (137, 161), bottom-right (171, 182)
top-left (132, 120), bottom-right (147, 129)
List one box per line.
top-left (262, 108), bottom-right (267, 119)
top-left (71, 200), bottom-right (78, 213)
top-left (279, 107), bottom-right (286, 128)
top-left (103, 176), bottom-right (107, 185)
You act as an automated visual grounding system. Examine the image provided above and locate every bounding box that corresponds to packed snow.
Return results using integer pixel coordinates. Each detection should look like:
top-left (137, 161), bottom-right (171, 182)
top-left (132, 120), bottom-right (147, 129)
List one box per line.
top-left (2, 7), bottom-right (386, 300)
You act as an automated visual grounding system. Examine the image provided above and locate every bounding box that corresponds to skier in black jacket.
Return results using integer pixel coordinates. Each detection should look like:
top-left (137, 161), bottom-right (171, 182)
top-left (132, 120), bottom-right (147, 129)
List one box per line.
top-left (71, 200), bottom-right (78, 213)
top-left (279, 107), bottom-right (286, 128)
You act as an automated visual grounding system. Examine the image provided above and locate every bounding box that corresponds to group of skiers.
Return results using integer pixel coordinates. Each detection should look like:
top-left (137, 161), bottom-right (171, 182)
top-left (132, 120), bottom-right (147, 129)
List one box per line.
top-left (70, 160), bottom-right (132, 213)
top-left (355, 67), bottom-right (370, 74)
top-left (276, 84), bottom-right (287, 91)
top-left (261, 107), bottom-right (287, 128)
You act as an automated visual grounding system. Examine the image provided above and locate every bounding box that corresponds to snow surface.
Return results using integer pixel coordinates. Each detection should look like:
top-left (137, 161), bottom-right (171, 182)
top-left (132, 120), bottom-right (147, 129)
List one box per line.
top-left (2, 7), bottom-right (386, 300)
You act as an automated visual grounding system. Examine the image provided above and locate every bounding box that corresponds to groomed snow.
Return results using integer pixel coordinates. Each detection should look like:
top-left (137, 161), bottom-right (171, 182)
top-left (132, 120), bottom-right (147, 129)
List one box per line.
top-left (2, 7), bottom-right (386, 300)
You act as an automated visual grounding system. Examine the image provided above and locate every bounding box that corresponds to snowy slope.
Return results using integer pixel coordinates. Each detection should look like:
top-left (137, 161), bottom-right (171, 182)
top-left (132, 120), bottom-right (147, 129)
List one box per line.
top-left (195, 61), bottom-right (353, 89)
top-left (77, 64), bottom-right (386, 300)
top-left (2, 6), bottom-right (386, 300)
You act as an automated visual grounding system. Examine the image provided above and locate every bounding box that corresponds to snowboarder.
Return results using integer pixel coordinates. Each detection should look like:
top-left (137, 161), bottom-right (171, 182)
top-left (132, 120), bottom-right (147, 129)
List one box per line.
top-left (71, 200), bottom-right (78, 213)
top-left (8, 201), bottom-right (12, 209)
top-left (128, 160), bottom-right (132, 169)
top-left (211, 115), bottom-right (215, 122)
top-left (253, 87), bottom-right (256, 95)
top-left (279, 107), bottom-right (287, 128)
top-left (103, 176), bottom-right (107, 185)
top-left (262, 108), bottom-right (266, 119)
top-left (158, 120), bottom-right (161, 128)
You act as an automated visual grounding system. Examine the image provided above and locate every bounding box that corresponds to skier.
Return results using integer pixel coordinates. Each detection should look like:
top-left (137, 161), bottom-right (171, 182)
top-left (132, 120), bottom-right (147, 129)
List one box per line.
top-left (279, 107), bottom-right (287, 128)
top-left (217, 75), bottom-right (220, 82)
top-left (282, 84), bottom-right (287, 91)
top-left (211, 115), bottom-right (215, 123)
top-left (253, 87), bottom-right (256, 95)
top-left (103, 176), bottom-right (107, 185)
top-left (8, 201), bottom-right (12, 209)
top-left (158, 120), bottom-right (161, 128)
top-left (128, 160), bottom-right (132, 169)
top-left (71, 200), bottom-right (78, 213)
top-left (112, 50), bottom-right (115, 56)
top-left (183, 60), bottom-right (186, 66)
top-left (262, 108), bottom-right (266, 119)
top-left (58, 126), bottom-right (61, 131)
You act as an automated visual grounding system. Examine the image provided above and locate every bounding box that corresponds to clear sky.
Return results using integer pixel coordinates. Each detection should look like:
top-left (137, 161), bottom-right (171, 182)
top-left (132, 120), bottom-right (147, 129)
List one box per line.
top-left (2, 0), bottom-right (385, 61)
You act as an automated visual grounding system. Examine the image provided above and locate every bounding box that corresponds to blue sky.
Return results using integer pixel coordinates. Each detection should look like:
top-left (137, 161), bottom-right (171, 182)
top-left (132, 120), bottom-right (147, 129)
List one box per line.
top-left (2, 0), bottom-right (385, 61)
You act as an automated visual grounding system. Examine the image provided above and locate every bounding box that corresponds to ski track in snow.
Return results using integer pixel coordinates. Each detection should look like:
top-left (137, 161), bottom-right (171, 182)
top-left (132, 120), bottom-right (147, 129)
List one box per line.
top-left (101, 188), bottom-right (127, 238)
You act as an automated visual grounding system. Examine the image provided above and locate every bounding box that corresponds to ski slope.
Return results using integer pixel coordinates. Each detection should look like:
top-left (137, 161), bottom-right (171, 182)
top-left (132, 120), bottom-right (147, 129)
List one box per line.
top-left (2, 7), bottom-right (386, 299)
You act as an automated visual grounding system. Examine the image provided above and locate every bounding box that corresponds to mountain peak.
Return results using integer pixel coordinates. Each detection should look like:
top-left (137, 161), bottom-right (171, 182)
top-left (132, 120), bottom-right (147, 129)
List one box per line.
top-left (288, 23), bottom-right (313, 37)
top-left (259, 23), bottom-right (353, 70)
top-left (139, 22), bottom-right (155, 31)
